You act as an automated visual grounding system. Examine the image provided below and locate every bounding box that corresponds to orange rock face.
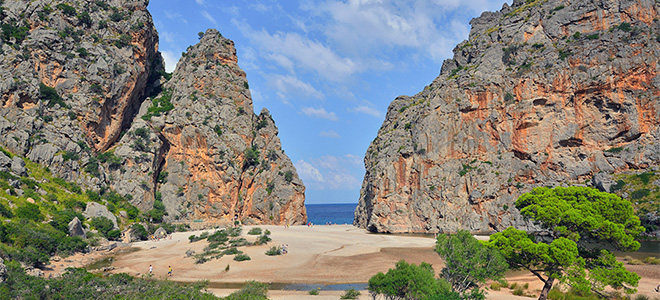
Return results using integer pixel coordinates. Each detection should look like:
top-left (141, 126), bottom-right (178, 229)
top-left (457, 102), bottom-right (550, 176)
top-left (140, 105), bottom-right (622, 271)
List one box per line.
top-left (355, 0), bottom-right (660, 233)
top-left (111, 29), bottom-right (306, 225)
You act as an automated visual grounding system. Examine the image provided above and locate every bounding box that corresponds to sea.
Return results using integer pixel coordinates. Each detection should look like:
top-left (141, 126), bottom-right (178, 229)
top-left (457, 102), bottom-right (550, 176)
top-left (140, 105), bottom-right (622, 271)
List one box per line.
top-left (305, 203), bottom-right (357, 225)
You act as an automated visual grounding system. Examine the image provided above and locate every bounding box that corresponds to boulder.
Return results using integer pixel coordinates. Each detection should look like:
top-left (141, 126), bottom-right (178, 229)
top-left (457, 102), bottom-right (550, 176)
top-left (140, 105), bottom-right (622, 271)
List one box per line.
top-left (84, 202), bottom-right (118, 229)
top-left (68, 217), bottom-right (86, 238)
top-left (153, 227), bottom-right (167, 239)
top-left (10, 156), bottom-right (27, 177)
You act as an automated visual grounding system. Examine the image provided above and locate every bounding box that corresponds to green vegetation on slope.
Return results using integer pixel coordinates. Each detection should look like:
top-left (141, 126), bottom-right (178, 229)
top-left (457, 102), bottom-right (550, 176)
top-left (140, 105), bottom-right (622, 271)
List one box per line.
top-left (0, 263), bottom-right (269, 300)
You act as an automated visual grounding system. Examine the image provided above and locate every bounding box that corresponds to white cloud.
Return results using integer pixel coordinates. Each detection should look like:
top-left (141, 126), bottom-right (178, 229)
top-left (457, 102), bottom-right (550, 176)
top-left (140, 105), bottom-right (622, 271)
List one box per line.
top-left (302, 0), bottom-right (504, 63)
top-left (320, 130), bottom-right (341, 138)
top-left (295, 156), bottom-right (361, 190)
top-left (349, 105), bottom-right (382, 117)
top-left (161, 51), bottom-right (179, 73)
top-left (268, 75), bottom-right (324, 100)
top-left (164, 11), bottom-right (188, 24)
top-left (302, 107), bottom-right (338, 121)
top-left (250, 3), bottom-right (271, 12)
top-left (195, 0), bottom-right (204, 5)
top-left (160, 31), bottom-right (176, 45)
top-left (295, 160), bottom-right (324, 183)
top-left (201, 10), bottom-right (217, 26)
top-left (235, 21), bottom-right (358, 81)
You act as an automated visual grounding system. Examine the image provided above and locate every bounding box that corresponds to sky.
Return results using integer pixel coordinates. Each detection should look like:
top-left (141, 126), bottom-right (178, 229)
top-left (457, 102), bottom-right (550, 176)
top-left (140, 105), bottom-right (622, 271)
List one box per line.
top-left (148, 0), bottom-right (508, 204)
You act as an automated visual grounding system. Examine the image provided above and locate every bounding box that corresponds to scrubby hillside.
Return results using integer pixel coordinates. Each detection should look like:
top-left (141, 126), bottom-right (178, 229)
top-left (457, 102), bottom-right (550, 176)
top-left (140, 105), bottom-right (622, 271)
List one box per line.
top-left (0, 0), bottom-right (306, 227)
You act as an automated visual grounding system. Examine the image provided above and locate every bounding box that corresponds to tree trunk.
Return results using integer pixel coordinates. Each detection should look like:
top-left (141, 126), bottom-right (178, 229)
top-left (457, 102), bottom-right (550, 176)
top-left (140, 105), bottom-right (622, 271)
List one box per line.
top-left (538, 277), bottom-right (555, 300)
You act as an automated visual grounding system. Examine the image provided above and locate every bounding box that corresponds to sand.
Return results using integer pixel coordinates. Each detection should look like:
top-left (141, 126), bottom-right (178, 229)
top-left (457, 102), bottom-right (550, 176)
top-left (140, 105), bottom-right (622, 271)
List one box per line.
top-left (98, 225), bottom-right (660, 299)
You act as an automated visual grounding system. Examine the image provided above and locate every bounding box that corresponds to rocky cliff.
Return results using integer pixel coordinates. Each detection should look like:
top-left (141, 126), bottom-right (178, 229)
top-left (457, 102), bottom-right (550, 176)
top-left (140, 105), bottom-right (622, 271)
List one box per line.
top-left (112, 29), bottom-right (306, 225)
top-left (0, 1), bottom-right (306, 225)
top-left (355, 0), bottom-right (660, 233)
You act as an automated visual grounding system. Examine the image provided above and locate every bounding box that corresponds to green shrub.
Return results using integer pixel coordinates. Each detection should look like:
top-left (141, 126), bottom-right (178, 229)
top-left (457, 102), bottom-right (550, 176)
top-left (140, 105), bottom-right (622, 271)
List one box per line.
top-left (610, 179), bottom-right (626, 192)
top-left (39, 83), bottom-right (68, 108)
top-left (233, 253), bottom-right (251, 261)
top-left (131, 224), bottom-right (148, 241)
top-left (635, 172), bottom-right (654, 185)
top-left (207, 230), bottom-right (228, 243)
top-left (284, 170), bottom-right (293, 183)
top-left (110, 11), bottom-right (123, 22)
top-left (226, 226), bottom-right (242, 237)
top-left (265, 246), bottom-right (281, 256)
top-left (244, 146), bottom-right (260, 167)
top-left (308, 289), bottom-right (319, 295)
top-left (512, 286), bottom-right (525, 296)
top-left (15, 203), bottom-right (44, 222)
top-left (631, 189), bottom-right (650, 199)
top-left (340, 288), bottom-right (361, 299)
top-left (56, 3), bottom-right (76, 16)
top-left (223, 248), bottom-right (240, 255)
top-left (91, 216), bottom-right (115, 238)
top-left (627, 259), bottom-right (643, 265)
top-left (0, 202), bottom-right (13, 218)
top-left (224, 281), bottom-right (268, 300)
top-left (247, 227), bottom-right (262, 235)
top-left (0, 21), bottom-right (29, 45)
top-left (642, 256), bottom-right (660, 264)
top-left (141, 90), bottom-right (174, 121)
top-left (77, 12), bottom-right (92, 28)
top-left (114, 34), bottom-right (132, 48)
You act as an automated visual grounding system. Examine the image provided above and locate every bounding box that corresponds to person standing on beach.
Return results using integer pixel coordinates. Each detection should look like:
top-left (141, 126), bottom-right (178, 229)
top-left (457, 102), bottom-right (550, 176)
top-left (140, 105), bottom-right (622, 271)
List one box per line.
top-left (168, 266), bottom-right (172, 277)
top-left (148, 264), bottom-right (153, 275)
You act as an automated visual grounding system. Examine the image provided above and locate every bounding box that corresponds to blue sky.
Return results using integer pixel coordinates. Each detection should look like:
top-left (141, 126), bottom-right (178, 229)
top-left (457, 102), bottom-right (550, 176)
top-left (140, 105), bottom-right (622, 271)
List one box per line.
top-left (148, 0), bottom-right (508, 204)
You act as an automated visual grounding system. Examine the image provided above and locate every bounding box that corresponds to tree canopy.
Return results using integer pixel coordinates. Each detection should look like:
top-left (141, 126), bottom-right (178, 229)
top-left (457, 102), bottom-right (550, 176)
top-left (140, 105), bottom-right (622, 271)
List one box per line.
top-left (435, 230), bottom-right (508, 299)
top-left (488, 186), bottom-right (644, 300)
top-left (367, 260), bottom-right (459, 300)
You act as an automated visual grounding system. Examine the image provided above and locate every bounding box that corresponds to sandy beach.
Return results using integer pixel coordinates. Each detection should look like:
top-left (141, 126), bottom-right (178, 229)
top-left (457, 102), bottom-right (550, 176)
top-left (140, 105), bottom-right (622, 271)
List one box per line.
top-left (98, 224), bottom-right (660, 299)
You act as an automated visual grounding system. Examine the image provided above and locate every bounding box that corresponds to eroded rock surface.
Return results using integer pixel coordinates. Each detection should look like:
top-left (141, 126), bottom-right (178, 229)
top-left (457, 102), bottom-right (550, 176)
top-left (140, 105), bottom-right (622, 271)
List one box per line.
top-left (355, 0), bottom-right (660, 233)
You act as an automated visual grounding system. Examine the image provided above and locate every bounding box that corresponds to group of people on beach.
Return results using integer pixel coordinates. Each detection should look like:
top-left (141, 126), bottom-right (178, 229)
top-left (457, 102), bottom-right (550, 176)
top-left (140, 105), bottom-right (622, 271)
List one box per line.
top-left (147, 264), bottom-right (172, 277)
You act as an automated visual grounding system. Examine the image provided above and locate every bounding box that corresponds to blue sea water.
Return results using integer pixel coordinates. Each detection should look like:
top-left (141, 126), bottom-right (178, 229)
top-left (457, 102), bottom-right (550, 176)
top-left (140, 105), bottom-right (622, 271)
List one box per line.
top-left (305, 203), bottom-right (357, 225)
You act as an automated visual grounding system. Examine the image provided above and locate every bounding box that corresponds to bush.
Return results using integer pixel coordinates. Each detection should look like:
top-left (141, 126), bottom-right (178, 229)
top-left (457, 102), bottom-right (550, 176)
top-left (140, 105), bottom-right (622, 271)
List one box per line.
top-left (284, 170), bottom-right (293, 183)
top-left (39, 83), bottom-right (67, 108)
top-left (265, 246), bottom-right (281, 256)
top-left (308, 289), bottom-right (319, 295)
top-left (227, 226), bottom-right (242, 237)
top-left (15, 203), bottom-right (44, 222)
top-left (56, 3), bottom-right (76, 16)
top-left (247, 227), bottom-right (262, 235)
top-left (512, 286), bottom-right (525, 296)
top-left (91, 216), bottom-right (114, 238)
top-left (0, 202), bottom-right (13, 218)
top-left (643, 257), bottom-right (660, 264)
top-left (207, 230), bottom-right (228, 243)
top-left (341, 288), bottom-right (361, 299)
top-left (131, 224), bottom-right (148, 241)
top-left (224, 281), bottom-right (269, 300)
top-left (257, 234), bottom-right (271, 245)
top-left (77, 12), bottom-right (92, 28)
top-left (233, 253), bottom-right (251, 261)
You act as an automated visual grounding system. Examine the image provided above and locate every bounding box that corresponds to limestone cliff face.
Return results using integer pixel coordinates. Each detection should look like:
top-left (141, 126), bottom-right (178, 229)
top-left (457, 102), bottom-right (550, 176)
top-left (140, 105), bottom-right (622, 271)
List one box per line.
top-left (0, 0), bottom-right (160, 187)
top-left (355, 0), bottom-right (660, 233)
top-left (0, 2), bottom-right (306, 225)
top-left (112, 29), bottom-right (307, 225)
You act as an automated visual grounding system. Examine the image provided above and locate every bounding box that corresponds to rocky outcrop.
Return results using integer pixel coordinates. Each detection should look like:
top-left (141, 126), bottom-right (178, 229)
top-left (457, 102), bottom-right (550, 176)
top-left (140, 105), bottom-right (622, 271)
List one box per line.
top-left (111, 29), bottom-right (307, 225)
top-left (0, 0), bottom-right (160, 189)
top-left (0, 1), bottom-right (306, 225)
top-left (355, 0), bottom-right (660, 233)
top-left (68, 216), bottom-right (86, 238)
top-left (84, 202), bottom-right (118, 229)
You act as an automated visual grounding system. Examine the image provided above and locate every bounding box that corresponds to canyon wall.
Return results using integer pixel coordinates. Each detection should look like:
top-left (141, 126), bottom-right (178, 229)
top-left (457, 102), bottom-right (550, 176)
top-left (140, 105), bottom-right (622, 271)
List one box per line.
top-left (355, 0), bottom-right (660, 233)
